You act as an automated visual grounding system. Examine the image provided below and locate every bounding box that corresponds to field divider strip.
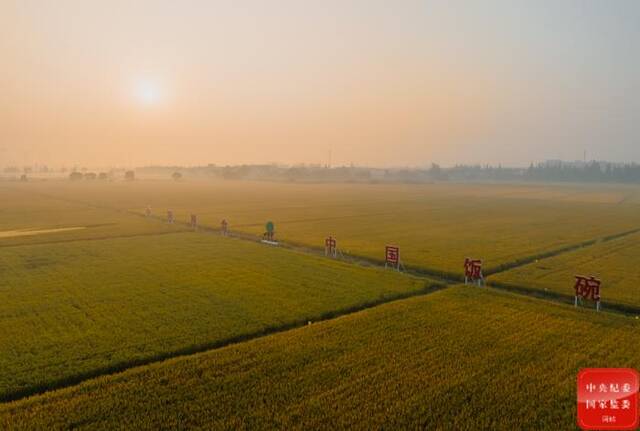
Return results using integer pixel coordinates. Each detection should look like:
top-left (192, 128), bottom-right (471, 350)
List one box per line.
top-left (133, 211), bottom-right (640, 318)
top-left (133, 209), bottom-right (640, 315)
top-left (217, 223), bottom-right (640, 316)
top-left (138, 208), bottom-right (640, 286)
top-left (0, 230), bottom-right (191, 249)
top-left (484, 227), bottom-right (640, 276)
top-left (128, 210), bottom-right (464, 285)
top-left (0, 281), bottom-right (449, 405)
top-left (484, 280), bottom-right (640, 316)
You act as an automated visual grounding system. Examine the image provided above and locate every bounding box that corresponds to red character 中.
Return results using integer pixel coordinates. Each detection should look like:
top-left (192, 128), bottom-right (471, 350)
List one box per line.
top-left (325, 236), bottom-right (337, 257)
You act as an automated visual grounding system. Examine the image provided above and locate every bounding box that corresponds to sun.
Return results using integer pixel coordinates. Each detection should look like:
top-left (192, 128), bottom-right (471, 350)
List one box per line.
top-left (134, 79), bottom-right (162, 106)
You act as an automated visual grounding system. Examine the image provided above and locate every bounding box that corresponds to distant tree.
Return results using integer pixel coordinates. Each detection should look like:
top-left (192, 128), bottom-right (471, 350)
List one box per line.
top-left (69, 172), bottom-right (84, 181)
top-left (98, 172), bottom-right (109, 180)
top-left (20, 174), bottom-right (28, 182)
top-left (125, 171), bottom-right (136, 181)
top-left (172, 172), bottom-right (183, 181)
top-left (84, 172), bottom-right (97, 180)
top-left (429, 163), bottom-right (449, 181)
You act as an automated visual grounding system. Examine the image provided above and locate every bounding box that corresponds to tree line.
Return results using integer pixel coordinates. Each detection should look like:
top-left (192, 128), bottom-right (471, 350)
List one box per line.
top-left (137, 161), bottom-right (640, 184)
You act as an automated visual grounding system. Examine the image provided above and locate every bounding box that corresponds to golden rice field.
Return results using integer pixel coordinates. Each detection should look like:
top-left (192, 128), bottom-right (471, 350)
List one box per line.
top-left (1, 286), bottom-right (638, 430)
top-left (8, 180), bottom-right (640, 275)
top-left (1, 178), bottom-right (640, 429)
top-left (491, 231), bottom-right (640, 309)
top-left (0, 231), bottom-right (427, 401)
top-left (0, 185), bottom-right (183, 246)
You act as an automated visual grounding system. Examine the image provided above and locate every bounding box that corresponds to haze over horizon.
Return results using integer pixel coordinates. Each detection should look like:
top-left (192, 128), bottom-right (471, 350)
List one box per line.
top-left (1, 0), bottom-right (639, 168)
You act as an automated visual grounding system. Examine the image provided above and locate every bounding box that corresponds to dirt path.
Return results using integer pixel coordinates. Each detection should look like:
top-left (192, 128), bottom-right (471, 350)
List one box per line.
top-left (0, 227), bottom-right (86, 239)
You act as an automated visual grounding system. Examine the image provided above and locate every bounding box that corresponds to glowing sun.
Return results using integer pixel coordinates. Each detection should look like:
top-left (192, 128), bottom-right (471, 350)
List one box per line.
top-left (134, 80), bottom-right (162, 106)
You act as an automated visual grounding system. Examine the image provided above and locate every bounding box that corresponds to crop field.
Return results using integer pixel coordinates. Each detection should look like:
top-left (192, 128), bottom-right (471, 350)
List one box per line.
top-left (0, 185), bottom-right (183, 247)
top-left (0, 231), bottom-right (427, 401)
top-left (490, 231), bottom-right (640, 309)
top-left (2, 178), bottom-right (640, 429)
top-left (9, 180), bottom-right (640, 275)
top-left (1, 286), bottom-right (639, 430)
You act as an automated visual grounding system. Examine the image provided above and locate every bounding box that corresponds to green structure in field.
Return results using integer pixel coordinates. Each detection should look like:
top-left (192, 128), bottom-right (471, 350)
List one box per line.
top-left (264, 221), bottom-right (275, 241)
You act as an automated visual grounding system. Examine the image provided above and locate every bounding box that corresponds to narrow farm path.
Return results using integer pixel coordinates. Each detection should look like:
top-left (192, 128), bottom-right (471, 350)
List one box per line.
top-left (126, 208), bottom-right (640, 277)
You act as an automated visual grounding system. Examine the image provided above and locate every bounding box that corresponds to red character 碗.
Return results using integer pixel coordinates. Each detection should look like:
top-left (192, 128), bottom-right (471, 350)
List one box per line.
top-left (574, 276), bottom-right (601, 302)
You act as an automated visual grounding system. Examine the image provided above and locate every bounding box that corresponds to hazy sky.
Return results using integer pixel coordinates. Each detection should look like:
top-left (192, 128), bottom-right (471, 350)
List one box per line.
top-left (1, 0), bottom-right (639, 168)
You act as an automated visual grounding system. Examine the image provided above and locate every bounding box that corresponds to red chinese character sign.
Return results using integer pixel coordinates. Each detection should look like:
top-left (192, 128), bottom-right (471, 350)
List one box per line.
top-left (385, 245), bottom-right (400, 270)
top-left (325, 236), bottom-right (337, 258)
top-left (464, 258), bottom-right (484, 286)
top-left (574, 275), bottom-right (602, 312)
top-left (190, 214), bottom-right (197, 229)
top-left (167, 210), bottom-right (175, 224)
top-left (577, 368), bottom-right (639, 430)
top-left (221, 219), bottom-right (229, 236)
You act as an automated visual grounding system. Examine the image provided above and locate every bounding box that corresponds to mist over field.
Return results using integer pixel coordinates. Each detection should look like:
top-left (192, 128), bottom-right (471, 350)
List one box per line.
top-left (1, 0), bottom-right (640, 168)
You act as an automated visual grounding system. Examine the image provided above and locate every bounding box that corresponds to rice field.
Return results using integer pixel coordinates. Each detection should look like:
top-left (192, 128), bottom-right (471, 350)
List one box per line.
top-left (0, 185), bottom-right (182, 246)
top-left (0, 231), bottom-right (427, 401)
top-left (1, 286), bottom-right (638, 430)
top-left (490, 231), bottom-right (640, 309)
top-left (9, 180), bottom-right (640, 275)
top-left (1, 178), bottom-right (640, 429)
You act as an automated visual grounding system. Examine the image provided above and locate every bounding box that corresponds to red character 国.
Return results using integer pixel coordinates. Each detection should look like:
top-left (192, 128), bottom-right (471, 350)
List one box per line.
top-left (385, 246), bottom-right (399, 268)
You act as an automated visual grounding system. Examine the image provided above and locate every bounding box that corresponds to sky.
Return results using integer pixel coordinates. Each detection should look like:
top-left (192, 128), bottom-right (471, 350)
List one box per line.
top-left (1, 0), bottom-right (639, 168)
